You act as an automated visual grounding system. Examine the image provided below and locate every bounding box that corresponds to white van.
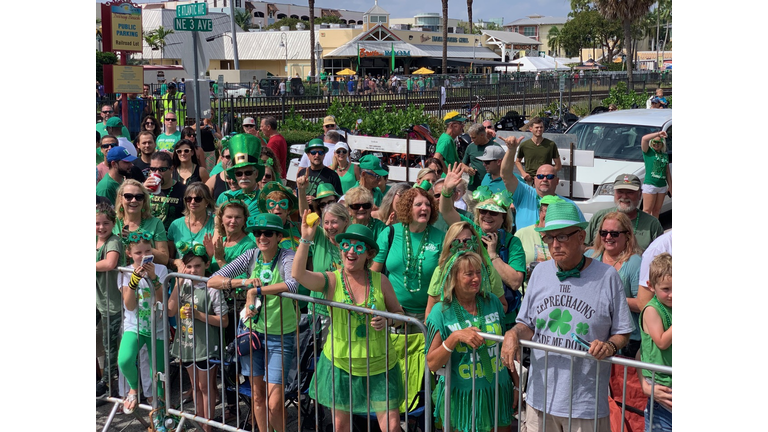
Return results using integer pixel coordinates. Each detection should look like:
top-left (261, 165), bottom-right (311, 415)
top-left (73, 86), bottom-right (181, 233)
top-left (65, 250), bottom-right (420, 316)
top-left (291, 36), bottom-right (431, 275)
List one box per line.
top-left (563, 109), bottom-right (672, 220)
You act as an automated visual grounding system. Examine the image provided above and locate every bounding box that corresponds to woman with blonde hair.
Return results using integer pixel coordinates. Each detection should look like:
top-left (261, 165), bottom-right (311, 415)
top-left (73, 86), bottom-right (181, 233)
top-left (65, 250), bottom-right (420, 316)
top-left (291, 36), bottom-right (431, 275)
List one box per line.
top-left (113, 179), bottom-right (170, 265)
top-left (415, 168), bottom-right (438, 187)
top-left (344, 186), bottom-right (387, 239)
top-left (585, 211), bottom-right (643, 356)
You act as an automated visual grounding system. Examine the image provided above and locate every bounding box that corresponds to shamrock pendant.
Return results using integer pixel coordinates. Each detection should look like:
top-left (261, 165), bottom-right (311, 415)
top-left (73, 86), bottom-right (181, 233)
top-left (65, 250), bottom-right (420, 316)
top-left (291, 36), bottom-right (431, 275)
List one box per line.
top-left (355, 324), bottom-right (367, 338)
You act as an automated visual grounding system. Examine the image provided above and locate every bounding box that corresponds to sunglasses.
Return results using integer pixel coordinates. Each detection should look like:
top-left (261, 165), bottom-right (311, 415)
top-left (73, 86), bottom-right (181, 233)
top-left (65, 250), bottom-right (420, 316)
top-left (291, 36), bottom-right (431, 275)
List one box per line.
top-left (267, 199), bottom-right (289, 210)
top-left (478, 209), bottom-right (502, 216)
top-left (362, 171), bottom-right (381, 180)
top-left (243, 124), bottom-right (255, 129)
top-left (144, 122), bottom-right (155, 126)
top-left (123, 193), bottom-right (145, 202)
top-left (102, 110), bottom-right (113, 114)
top-left (100, 143), bottom-right (117, 149)
top-left (450, 238), bottom-right (476, 249)
top-left (309, 150), bottom-right (325, 156)
top-left (221, 154), bottom-right (231, 159)
top-left (340, 240), bottom-right (367, 254)
top-left (541, 229), bottom-right (580, 244)
top-left (335, 149), bottom-right (348, 155)
top-left (599, 230), bottom-right (628, 238)
top-left (253, 230), bottom-right (276, 238)
top-left (481, 160), bottom-right (497, 165)
top-left (324, 124), bottom-right (335, 128)
top-left (317, 199), bottom-right (336, 210)
top-left (235, 170), bottom-right (254, 177)
top-left (148, 166), bottom-right (170, 173)
top-left (536, 174), bottom-right (556, 180)
top-left (176, 148), bottom-right (191, 154)
top-left (262, 173), bottom-right (273, 181)
top-left (165, 118), bottom-right (177, 122)
top-left (349, 202), bottom-right (373, 210)
top-left (185, 196), bottom-right (204, 203)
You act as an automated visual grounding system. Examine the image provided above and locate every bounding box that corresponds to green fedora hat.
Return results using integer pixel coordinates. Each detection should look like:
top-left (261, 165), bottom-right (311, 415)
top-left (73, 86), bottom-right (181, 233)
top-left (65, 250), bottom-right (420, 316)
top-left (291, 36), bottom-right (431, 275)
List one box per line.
top-left (534, 201), bottom-right (588, 232)
top-left (245, 213), bottom-right (289, 236)
top-left (304, 138), bottom-right (329, 154)
top-left (314, 183), bottom-right (340, 200)
top-left (258, 181), bottom-right (298, 213)
top-left (358, 154), bottom-right (389, 177)
top-left (334, 224), bottom-right (379, 253)
top-left (226, 134), bottom-right (266, 182)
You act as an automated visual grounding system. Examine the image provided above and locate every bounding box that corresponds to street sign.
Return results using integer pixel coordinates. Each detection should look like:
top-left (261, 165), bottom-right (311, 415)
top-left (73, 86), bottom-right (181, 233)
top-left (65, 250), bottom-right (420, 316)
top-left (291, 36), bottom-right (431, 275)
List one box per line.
top-left (176, 3), bottom-right (207, 18)
top-left (174, 17), bottom-right (213, 32)
top-left (185, 79), bottom-right (212, 119)
top-left (217, 75), bottom-right (224, 98)
top-left (559, 75), bottom-right (566, 92)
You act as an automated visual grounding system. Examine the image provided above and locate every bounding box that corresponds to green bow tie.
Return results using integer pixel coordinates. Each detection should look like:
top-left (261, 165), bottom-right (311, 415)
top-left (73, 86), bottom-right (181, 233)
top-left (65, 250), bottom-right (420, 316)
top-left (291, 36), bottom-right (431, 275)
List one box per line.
top-left (556, 256), bottom-right (586, 281)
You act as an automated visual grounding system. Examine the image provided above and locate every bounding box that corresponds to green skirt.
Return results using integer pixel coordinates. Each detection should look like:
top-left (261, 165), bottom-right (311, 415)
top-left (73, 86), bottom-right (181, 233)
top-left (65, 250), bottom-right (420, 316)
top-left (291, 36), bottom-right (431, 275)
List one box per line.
top-left (309, 354), bottom-right (405, 414)
top-left (432, 372), bottom-right (514, 432)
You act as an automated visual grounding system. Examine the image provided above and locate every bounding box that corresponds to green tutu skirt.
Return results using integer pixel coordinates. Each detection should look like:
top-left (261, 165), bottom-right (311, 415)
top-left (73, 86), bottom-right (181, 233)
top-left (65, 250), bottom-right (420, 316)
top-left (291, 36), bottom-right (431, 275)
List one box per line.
top-left (309, 354), bottom-right (405, 414)
top-left (432, 374), bottom-right (514, 432)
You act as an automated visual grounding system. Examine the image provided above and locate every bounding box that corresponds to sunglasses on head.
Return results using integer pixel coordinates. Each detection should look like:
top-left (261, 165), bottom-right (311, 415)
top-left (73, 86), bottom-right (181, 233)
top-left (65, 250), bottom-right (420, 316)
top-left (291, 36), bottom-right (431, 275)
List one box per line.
top-left (335, 149), bottom-right (348, 155)
top-left (309, 150), bottom-right (325, 156)
top-left (254, 230), bottom-right (276, 238)
top-left (478, 209), bottom-right (502, 216)
top-left (599, 230), bottom-right (628, 238)
top-left (536, 174), bottom-right (556, 180)
top-left (123, 193), bottom-right (145, 202)
top-left (349, 202), bottom-right (372, 211)
top-left (148, 166), bottom-right (170, 173)
top-left (185, 196), bottom-right (204, 203)
top-left (101, 143), bottom-right (117, 149)
top-left (235, 170), bottom-right (254, 177)
top-left (340, 240), bottom-right (367, 254)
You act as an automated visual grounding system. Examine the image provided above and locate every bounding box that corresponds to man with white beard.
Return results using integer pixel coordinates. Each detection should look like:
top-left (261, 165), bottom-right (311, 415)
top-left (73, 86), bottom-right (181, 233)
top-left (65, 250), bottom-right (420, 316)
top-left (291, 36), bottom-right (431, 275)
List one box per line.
top-left (584, 174), bottom-right (664, 251)
top-left (215, 134), bottom-right (267, 218)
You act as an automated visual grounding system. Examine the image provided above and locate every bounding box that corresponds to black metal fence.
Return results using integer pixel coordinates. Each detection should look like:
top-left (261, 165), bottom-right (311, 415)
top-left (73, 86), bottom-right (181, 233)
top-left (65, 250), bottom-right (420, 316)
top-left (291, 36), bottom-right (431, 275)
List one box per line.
top-left (96, 71), bottom-right (671, 130)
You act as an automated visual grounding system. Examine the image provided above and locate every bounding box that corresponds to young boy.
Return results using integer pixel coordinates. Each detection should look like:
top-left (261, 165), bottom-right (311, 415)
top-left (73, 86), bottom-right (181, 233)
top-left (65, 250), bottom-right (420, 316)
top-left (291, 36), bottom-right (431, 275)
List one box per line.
top-left (639, 252), bottom-right (672, 431)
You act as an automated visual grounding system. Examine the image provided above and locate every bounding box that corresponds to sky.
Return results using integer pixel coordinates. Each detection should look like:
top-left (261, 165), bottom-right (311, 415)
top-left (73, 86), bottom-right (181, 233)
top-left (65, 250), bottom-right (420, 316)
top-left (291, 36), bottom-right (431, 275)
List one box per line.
top-left (119, 0), bottom-right (574, 25)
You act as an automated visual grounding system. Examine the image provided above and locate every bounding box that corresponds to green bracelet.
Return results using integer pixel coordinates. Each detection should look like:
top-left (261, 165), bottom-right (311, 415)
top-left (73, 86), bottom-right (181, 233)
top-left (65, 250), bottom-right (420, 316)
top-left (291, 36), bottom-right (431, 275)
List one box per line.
top-left (441, 188), bottom-right (454, 198)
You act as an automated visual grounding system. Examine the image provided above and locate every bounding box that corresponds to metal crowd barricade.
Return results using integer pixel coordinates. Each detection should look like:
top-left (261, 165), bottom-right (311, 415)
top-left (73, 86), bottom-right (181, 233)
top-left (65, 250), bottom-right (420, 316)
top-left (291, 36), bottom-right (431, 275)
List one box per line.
top-left (438, 331), bottom-right (673, 432)
top-left (99, 268), bottom-right (433, 432)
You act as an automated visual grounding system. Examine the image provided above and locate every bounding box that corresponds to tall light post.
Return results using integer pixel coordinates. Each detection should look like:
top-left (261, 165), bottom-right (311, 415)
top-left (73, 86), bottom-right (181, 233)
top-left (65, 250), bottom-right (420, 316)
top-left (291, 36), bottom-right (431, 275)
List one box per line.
top-left (205, 33), bottom-right (239, 70)
top-left (278, 32), bottom-right (288, 76)
top-left (229, 0), bottom-right (240, 69)
top-left (314, 42), bottom-right (323, 95)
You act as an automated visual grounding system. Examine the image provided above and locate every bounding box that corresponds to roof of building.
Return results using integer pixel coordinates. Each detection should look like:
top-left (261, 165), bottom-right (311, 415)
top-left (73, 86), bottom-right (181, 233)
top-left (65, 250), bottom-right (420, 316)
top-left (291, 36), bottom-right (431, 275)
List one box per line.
top-left (481, 30), bottom-right (542, 46)
top-left (413, 44), bottom-right (500, 60)
top-left (504, 16), bottom-right (568, 26)
top-left (364, 1), bottom-right (390, 16)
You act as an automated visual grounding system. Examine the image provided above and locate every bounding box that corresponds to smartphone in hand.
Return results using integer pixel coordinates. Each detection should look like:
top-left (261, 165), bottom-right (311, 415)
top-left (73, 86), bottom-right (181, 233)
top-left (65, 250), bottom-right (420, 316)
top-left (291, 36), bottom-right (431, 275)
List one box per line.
top-left (142, 255), bottom-right (155, 266)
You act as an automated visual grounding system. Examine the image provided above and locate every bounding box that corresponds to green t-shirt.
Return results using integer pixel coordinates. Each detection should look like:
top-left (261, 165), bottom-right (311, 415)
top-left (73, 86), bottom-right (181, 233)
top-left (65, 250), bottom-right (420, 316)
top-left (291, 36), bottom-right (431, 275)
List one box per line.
top-left (167, 214), bottom-right (216, 258)
top-left (209, 235), bottom-right (257, 275)
top-left (349, 182), bottom-right (384, 207)
top-left (112, 217), bottom-right (169, 265)
top-left (640, 296), bottom-right (672, 387)
top-left (516, 138), bottom-right (560, 177)
top-left (242, 250), bottom-right (297, 335)
top-left (96, 147), bottom-right (104, 166)
top-left (96, 122), bottom-right (131, 140)
top-left (514, 224), bottom-right (551, 268)
top-left (435, 133), bottom-right (460, 167)
top-left (96, 234), bottom-right (124, 316)
top-left (96, 174), bottom-right (121, 205)
top-left (462, 139), bottom-right (502, 191)
top-left (156, 131), bottom-right (181, 151)
top-left (642, 147), bottom-right (669, 187)
top-left (374, 223), bottom-right (443, 313)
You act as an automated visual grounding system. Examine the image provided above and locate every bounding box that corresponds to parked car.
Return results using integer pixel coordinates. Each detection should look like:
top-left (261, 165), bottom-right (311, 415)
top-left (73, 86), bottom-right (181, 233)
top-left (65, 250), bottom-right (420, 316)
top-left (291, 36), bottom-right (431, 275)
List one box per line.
top-left (224, 84), bottom-right (250, 98)
top-left (562, 109), bottom-right (672, 220)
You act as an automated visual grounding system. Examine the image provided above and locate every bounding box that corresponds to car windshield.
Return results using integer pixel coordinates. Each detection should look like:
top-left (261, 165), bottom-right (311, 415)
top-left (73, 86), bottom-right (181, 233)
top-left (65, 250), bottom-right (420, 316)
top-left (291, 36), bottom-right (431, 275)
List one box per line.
top-left (568, 122), bottom-right (672, 162)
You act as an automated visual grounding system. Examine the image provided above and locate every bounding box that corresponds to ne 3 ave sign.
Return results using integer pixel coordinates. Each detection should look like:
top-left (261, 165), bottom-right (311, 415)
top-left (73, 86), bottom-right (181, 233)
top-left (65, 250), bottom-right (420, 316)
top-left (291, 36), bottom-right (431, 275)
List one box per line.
top-left (174, 17), bottom-right (213, 32)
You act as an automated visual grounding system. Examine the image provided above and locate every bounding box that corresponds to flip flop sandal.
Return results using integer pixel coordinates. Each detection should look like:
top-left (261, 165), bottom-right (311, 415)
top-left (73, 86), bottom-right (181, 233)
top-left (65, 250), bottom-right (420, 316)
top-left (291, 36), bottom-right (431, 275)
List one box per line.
top-left (123, 393), bottom-right (138, 414)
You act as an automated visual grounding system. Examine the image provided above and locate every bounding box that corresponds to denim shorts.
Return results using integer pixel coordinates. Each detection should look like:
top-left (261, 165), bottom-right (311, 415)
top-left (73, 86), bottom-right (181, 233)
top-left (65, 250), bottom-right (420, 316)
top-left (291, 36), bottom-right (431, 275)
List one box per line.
top-left (645, 399), bottom-right (672, 432)
top-left (238, 330), bottom-right (296, 384)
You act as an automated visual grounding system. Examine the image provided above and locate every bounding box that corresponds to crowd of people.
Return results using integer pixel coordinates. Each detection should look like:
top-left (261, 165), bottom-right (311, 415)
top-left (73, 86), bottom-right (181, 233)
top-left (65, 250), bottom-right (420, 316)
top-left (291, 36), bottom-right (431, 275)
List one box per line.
top-left (97, 105), bottom-right (672, 432)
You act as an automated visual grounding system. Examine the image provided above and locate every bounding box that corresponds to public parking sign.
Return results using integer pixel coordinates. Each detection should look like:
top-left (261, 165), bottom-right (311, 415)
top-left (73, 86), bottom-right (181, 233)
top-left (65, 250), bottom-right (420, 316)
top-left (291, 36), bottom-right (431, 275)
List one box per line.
top-left (174, 17), bottom-right (213, 32)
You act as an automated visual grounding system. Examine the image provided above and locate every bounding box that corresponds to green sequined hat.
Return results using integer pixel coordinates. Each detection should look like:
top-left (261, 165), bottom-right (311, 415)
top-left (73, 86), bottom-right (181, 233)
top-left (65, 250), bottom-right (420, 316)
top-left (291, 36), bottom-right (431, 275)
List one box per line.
top-left (245, 213), bottom-right (289, 236)
top-left (475, 190), bottom-right (513, 214)
top-left (258, 181), bottom-right (298, 214)
top-left (226, 134), bottom-right (266, 182)
top-left (314, 183), bottom-right (340, 200)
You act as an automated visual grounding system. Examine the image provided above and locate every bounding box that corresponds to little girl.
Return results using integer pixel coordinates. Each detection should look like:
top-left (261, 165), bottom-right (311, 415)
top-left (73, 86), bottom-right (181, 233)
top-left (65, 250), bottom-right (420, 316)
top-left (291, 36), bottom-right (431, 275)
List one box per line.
top-left (169, 252), bottom-right (229, 432)
top-left (117, 234), bottom-right (168, 429)
top-left (96, 202), bottom-right (123, 396)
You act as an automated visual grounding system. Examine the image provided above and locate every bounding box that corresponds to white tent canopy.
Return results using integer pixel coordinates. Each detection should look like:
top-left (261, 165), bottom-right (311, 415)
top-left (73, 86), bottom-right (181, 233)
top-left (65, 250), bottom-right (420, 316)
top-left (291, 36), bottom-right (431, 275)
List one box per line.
top-left (493, 55), bottom-right (572, 72)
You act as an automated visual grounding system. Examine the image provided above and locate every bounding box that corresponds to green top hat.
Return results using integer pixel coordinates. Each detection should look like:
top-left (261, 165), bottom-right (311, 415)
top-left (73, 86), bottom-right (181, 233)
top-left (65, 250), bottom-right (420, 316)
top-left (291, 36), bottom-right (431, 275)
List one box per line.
top-left (258, 181), bottom-right (298, 213)
top-left (245, 213), bottom-right (289, 236)
top-left (534, 201), bottom-right (588, 232)
top-left (335, 224), bottom-right (379, 253)
top-left (358, 154), bottom-right (389, 176)
top-left (304, 138), bottom-right (329, 154)
top-left (226, 134), bottom-right (265, 182)
top-left (314, 183), bottom-right (339, 199)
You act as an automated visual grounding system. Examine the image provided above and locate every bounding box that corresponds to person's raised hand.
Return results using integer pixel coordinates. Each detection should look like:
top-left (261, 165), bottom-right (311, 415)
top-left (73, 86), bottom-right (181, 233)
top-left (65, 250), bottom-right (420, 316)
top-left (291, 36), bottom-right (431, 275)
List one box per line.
top-left (213, 235), bottom-right (225, 261)
top-left (300, 209), bottom-right (319, 241)
top-left (502, 135), bottom-right (524, 149)
top-left (203, 232), bottom-right (215, 259)
top-left (443, 162), bottom-right (463, 191)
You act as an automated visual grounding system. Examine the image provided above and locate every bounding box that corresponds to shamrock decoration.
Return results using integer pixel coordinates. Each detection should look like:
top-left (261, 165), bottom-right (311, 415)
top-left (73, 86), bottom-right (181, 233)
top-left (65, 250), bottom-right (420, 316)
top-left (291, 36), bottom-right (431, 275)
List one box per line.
top-left (535, 318), bottom-right (546, 330)
top-left (546, 308), bottom-right (573, 335)
top-left (259, 268), bottom-right (274, 283)
top-left (575, 322), bottom-right (589, 336)
top-left (492, 190), bottom-right (513, 210)
top-left (472, 186), bottom-right (493, 203)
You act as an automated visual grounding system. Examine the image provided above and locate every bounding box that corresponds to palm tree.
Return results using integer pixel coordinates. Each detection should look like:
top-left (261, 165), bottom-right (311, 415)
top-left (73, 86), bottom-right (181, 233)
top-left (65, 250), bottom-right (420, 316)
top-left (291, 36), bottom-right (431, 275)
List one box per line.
top-left (144, 32), bottom-right (159, 64)
top-left (234, 8), bottom-right (251, 31)
top-left (547, 26), bottom-right (562, 57)
top-left (152, 26), bottom-right (175, 64)
top-left (467, 0), bottom-right (473, 34)
top-left (441, 0), bottom-right (448, 74)
top-left (595, 0), bottom-right (655, 88)
top-left (309, 0), bottom-right (316, 81)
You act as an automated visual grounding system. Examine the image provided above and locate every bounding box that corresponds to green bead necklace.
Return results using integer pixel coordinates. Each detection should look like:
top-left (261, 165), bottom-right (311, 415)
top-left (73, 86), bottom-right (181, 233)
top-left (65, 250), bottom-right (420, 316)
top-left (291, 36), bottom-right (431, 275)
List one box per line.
top-left (402, 224), bottom-right (430, 293)
top-left (340, 268), bottom-right (374, 337)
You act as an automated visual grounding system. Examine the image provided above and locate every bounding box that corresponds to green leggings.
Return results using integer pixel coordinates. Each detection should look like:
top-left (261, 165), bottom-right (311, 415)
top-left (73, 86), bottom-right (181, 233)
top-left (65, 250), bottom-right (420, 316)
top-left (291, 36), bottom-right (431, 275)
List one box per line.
top-left (118, 331), bottom-right (165, 398)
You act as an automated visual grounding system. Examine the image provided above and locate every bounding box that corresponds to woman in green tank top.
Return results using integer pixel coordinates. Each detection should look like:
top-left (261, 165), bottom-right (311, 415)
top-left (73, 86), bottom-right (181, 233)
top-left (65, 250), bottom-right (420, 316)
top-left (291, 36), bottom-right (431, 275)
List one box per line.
top-left (330, 142), bottom-right (359, 194)
top-left (292, 210), bottom-right (405, 432)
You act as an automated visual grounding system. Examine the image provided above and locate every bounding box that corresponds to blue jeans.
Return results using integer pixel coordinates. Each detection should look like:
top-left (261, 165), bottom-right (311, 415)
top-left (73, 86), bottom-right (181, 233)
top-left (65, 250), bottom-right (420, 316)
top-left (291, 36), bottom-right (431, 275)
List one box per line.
top-left (645, 399), bottom-right (672, 432)
top-left (238, 325), bottom-right (296, 385)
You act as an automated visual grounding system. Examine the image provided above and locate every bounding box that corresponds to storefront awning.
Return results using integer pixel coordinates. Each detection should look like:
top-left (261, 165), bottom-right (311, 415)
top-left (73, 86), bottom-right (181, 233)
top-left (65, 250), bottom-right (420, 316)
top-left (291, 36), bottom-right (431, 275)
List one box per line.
top-left (412, 44), bottom-right (500, 60)
top-left (324, 41), bottom-right (431, 58)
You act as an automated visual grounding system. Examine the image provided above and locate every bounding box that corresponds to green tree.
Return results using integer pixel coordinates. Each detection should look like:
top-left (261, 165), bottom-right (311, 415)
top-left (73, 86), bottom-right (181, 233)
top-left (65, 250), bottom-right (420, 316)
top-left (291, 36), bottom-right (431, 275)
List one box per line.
top-left (144, 31), bottom-right (159, 63)
top-left (96, 51), bottom-right (118, 83)
top-left (595, 0), bottom-right (655, 88)
top-left (147, 26), bottom-right (175, 64)
top-left (547, 26), bottom-right (563, 57)
top-left (234, 8), bottom-right (251, 31)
